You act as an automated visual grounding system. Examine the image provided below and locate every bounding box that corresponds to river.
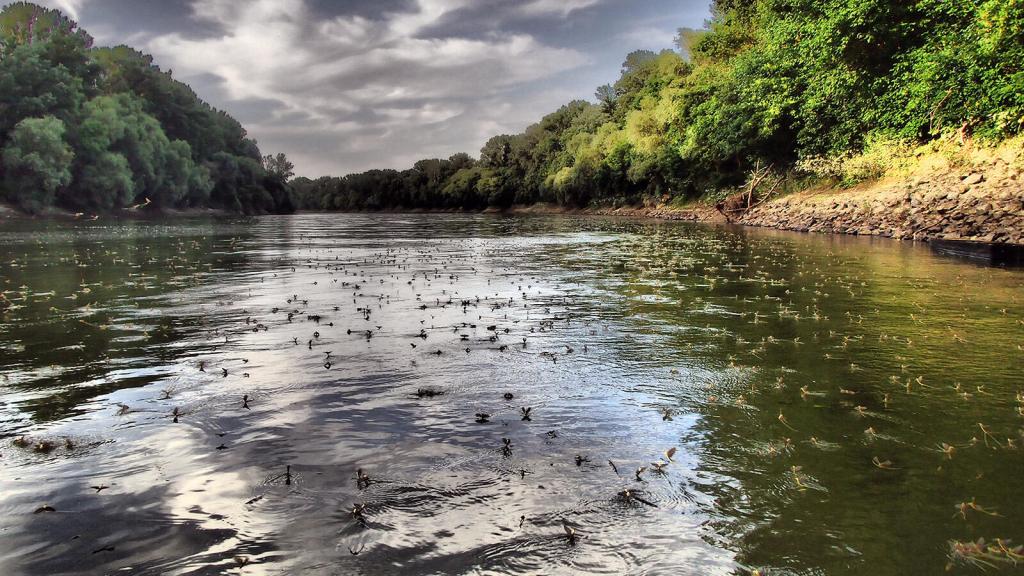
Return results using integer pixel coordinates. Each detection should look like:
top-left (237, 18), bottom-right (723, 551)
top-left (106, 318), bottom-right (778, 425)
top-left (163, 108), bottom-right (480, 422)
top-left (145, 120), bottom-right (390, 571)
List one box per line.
top-left (1, 214), bottom-right (1022, 575)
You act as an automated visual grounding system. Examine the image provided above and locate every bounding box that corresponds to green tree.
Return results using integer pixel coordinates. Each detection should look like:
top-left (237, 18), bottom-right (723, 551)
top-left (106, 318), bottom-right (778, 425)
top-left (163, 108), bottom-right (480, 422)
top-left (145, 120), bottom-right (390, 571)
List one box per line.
top-left (0, 42), bottom-right (85, 136)
top-left (0, 3), bottom-right (285, 215)
top-left (74, 151), bottom-right (133, 211)
top-left (0, 2), bottom-right (93, 50)
top-left (2, 115), bottom-right (73, 213)
top-left (263, 152), bottom-right (295, 181)
top-left (70, 93), bottom-right (206, 210)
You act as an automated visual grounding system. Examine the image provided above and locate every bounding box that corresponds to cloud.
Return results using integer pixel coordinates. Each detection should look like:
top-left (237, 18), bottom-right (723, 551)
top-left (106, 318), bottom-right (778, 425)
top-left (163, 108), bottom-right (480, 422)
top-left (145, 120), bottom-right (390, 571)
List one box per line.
top-left (32, 0), bottom-right (86, 19)
top-left (38, 0), bottom-right (710, 176)
top-left (142, 0), bottom-right (590, 175)
top-left (518, 0), bottom-right (602, 17)
top-left (617, 25), bottom-right (679, 52)
top-left (53, 0), bottom-right (84, 18)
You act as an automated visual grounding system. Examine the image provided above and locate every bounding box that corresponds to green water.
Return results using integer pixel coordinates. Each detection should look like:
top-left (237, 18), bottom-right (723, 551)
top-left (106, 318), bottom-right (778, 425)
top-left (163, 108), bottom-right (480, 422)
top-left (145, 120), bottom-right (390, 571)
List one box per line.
top-left (0, 214), bottom-right (1022, 575)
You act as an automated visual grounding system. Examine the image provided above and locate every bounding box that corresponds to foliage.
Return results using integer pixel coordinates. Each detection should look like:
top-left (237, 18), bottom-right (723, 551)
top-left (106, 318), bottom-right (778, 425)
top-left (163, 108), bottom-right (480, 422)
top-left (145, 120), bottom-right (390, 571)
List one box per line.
top-left (67, 93), bottom-right (209, 210)
top-left (6, 0), bottom-right (1012, 214)
top-left (296, 0), bottom-right (1022, 212)
top-left (1, 115), bottom-right (73, 213)
top-left (0, 2), bottom-right (293, 214)
top-left (797, 135), bottom-right (916, 186)
top-left (263, 153), bottom-right (295, 181)
top-left (0, 42), bottom-right (85, 135)
top-left (0, 1), bottom-right (92, 52)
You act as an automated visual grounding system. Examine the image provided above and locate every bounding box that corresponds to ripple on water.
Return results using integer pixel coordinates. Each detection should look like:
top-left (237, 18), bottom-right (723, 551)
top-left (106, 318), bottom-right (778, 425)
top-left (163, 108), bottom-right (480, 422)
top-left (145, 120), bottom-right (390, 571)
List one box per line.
top-left (1, 214), bottom-right (1022, 575)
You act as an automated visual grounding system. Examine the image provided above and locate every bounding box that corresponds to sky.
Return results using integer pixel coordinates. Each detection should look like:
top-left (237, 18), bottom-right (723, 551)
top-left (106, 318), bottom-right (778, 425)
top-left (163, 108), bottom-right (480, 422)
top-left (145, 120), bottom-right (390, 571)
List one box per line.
top-left (39, 0), bottom-right (711, 177)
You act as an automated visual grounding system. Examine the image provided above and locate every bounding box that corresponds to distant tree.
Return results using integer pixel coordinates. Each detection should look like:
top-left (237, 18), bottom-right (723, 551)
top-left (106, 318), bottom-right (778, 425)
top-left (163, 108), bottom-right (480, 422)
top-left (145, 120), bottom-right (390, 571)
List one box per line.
top-left (441, 167), bottom-right (484, 208)
top-left (674, 27), bottom-right (707, 61)
top-left (710, 0), bottom-right (757, 19)
top-left (621, 50), bottom-right (659, 74)
top-left (2, 115), bottom-right (73, 213)
top-left (595, 83), bottom-right (618, 113)
top-left (479, 135), bottom-right (514, 168)
top-left (476, 168), bottom-right (513, 207)
top-left (448, 152), bottom-right (475, 171)
top-left (262, 152), bottom-right (294, 181)
top-left (208, 152), bottom-right (259, 213)
top-left (74, 151), bottom-right (134, 211)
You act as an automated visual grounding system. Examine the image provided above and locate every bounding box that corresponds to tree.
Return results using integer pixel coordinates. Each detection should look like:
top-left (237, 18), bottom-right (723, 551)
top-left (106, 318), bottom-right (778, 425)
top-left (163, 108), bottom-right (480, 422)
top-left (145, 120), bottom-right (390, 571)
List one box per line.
top-left (621, 50), bottom-right (659, 74)
top-left (263, 152), bottom-right (295, 181)
top-left (74, 151), bottom-right (133, 211)
top-left (0, 2), bottom-right (93, 49)
top-left (69, 93), bottom-right (207, 210)
top-left (595, 84), bottom-right (618, 113)
top-left (480, 135), bottom-right (514, 168)
top-left (0, 3), bottom-right (289, 215)
top-left (0, 42), bottom-right (85, 136)
top-left (674, 27), bottom-right (706, 61)
top-left (2, 115), bottom-right (73, 213)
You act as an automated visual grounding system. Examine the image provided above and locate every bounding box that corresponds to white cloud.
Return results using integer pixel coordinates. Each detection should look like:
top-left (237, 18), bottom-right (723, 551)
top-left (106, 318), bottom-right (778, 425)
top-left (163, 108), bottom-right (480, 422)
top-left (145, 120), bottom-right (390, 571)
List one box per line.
top-left (32, 0), bottom-right (86, 19)
top-left (143, 0), bottom-right (590, 175)
top-left (386, 0), bottom-right (472, 37)
top-left (55, 0), bottom-right (84, 18)
top-left (617, 25), bottom-right (678, 51)
top-left (519, 0), bottom-right (602, 17)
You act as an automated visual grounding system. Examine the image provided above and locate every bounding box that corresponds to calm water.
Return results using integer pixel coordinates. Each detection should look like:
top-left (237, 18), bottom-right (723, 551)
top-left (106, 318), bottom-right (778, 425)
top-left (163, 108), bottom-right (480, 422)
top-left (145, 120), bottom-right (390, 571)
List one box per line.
top-left (1, 214), bottom-right (1022, 576)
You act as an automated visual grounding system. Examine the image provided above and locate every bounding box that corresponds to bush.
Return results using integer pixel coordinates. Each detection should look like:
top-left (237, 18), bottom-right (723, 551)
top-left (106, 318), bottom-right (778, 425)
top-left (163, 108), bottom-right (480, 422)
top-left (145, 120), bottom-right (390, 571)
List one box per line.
top-left (797, 135), bottom-right (915, 186)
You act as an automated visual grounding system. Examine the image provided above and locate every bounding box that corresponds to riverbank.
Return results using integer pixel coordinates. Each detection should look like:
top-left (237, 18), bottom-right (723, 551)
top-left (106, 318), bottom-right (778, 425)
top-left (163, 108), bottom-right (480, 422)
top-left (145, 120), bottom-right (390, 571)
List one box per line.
top-left (738, 159), bottom-right (1023, 245)
top-left (3, 142), bottom-right (1020, 246)
top-left (504, 138), bottom-right (1024, 246)
top-left (0, 204), bottom-right (235, 221)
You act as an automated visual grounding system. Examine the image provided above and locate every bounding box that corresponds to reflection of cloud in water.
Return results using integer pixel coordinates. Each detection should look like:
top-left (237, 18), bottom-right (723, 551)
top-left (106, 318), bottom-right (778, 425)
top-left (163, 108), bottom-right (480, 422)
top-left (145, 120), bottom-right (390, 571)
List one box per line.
top-left (1, 214), bottom-right (1022, 575)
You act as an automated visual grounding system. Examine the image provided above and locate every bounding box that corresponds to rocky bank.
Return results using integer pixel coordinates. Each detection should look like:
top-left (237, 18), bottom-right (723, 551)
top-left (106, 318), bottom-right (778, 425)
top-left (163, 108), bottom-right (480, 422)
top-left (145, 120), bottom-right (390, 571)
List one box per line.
top-left (583, 144), bottom-right (1024, 246)
top-left (738, 165), bottom-right (1023, 245)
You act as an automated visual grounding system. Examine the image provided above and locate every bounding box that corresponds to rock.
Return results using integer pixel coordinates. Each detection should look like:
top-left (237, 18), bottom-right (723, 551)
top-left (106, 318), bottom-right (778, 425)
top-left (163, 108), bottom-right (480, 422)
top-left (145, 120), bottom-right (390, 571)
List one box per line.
top-left (962, 173), bottom-right (984, 186)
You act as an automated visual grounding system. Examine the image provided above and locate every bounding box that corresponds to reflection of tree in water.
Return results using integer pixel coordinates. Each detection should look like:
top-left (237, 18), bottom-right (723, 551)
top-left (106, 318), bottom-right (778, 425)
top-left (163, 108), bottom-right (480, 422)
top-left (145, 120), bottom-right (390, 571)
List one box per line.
top-left (1, 216), bottom-right (1022, 575)
top-left (578, 222), bottom-right (1024, 575)
top-left (0, 220), bottom-right (266, 423)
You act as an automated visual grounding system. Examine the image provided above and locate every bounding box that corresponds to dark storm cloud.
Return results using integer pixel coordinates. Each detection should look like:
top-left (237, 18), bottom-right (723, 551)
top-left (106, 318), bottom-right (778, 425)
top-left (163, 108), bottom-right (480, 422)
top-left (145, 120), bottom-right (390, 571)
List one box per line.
top-left (37, 0), bottom-right (710, 176)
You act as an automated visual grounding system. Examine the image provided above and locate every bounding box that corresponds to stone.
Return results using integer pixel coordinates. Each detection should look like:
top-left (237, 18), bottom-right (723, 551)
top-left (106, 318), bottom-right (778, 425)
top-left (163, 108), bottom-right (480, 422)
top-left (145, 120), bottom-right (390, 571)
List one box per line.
top-left (962, 173), bottom-right (984, 185)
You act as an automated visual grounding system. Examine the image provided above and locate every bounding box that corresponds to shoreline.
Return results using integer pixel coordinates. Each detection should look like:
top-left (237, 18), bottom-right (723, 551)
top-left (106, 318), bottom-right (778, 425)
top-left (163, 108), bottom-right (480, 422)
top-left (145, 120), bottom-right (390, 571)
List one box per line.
top-left (3, 168), bottom-right (1020, 247)
top-left (362, 141), bottom-right (1024, 246)
top-left (0, 205), bottom-right (236, 221)
top-left (4, 197), bottom-right (1020, 247)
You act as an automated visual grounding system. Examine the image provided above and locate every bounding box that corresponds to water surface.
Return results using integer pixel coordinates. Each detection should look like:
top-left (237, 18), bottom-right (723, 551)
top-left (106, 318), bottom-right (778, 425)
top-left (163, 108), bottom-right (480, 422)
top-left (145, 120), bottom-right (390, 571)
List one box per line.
top-left (1, 214), bottom-right (1022, 575)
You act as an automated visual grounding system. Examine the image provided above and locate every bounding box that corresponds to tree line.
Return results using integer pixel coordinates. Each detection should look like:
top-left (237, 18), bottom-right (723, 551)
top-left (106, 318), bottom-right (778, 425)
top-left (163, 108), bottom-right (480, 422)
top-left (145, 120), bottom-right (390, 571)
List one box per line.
top-left (0, 2), bottom-right (296, 215)
top-left (294, 0), bottom-right (1022, 211)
